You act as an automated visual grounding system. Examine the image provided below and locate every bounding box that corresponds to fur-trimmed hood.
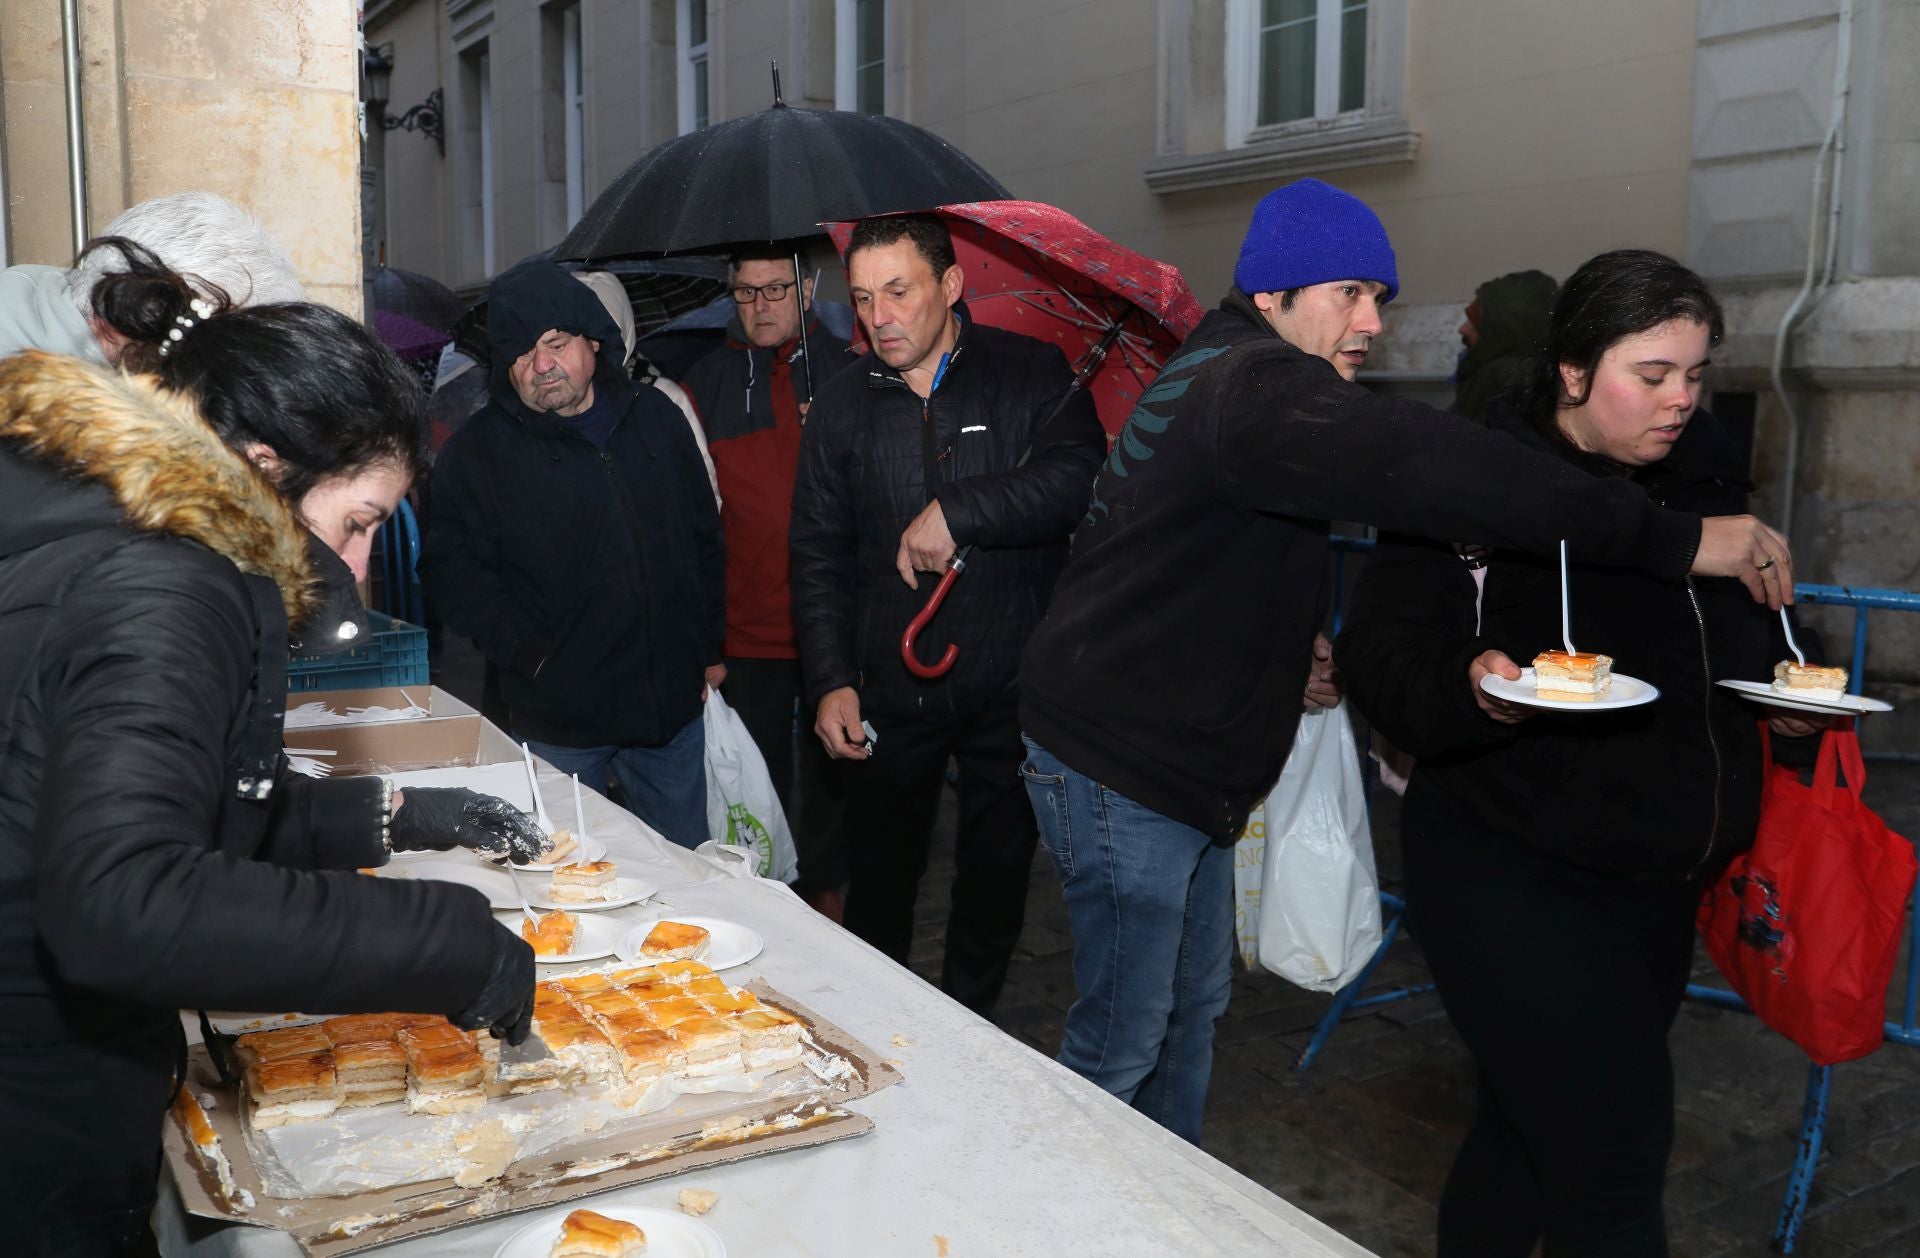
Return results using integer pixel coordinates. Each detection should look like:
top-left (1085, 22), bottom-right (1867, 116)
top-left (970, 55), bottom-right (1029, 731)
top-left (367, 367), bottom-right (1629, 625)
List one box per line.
top-left (0, 350), bottom-right (315, 622)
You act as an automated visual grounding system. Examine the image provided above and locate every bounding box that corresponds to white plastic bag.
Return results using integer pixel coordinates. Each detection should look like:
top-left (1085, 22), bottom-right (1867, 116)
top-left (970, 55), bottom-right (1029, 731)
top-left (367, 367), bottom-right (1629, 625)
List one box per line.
top-left (1231, 796), bottom-right (1270, 971)
top-left (702, 691), bottom-right (798, 883)
top-left (1255, 702), bottom-right (1382, 992)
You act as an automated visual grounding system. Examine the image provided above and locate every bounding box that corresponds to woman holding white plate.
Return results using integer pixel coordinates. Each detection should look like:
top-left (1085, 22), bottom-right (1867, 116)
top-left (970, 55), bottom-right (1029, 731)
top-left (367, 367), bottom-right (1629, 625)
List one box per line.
top-left (1338, 249), bottom-right (1825, 1257)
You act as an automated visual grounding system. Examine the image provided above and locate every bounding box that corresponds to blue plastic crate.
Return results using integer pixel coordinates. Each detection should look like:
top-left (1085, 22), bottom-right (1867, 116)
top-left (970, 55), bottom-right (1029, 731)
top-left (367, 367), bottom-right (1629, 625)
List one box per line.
top-left (286, 611), bottom-right (430, 693)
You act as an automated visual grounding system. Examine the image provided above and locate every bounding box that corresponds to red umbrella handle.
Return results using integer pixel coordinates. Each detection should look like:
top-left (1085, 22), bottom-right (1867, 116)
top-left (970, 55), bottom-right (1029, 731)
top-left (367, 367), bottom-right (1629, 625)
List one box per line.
top-left (901, 558), bottom-right (966, 679)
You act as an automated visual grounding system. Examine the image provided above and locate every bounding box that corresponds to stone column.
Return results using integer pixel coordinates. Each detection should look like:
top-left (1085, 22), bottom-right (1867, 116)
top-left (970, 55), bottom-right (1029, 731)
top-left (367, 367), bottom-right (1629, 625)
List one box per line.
top-left (0, 0), bottom-right (365, 316)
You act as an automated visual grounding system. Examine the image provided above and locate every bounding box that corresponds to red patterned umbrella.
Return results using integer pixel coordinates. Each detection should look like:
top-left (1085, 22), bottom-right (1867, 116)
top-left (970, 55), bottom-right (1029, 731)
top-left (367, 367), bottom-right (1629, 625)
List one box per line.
top-left (825, 200), bottom-right (1203, 435)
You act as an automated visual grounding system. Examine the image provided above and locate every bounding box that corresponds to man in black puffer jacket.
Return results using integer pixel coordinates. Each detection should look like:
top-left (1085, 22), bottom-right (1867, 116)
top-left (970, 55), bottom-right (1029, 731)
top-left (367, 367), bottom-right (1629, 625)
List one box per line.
top-left (789, 215), bottom-right (1104, 1013)
top-left (423, 261), bottom-right (725, 848)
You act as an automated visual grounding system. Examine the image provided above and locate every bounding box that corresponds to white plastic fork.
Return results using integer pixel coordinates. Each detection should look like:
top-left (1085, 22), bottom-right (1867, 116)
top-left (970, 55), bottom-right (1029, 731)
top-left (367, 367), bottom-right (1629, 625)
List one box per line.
top-left (518, 742), bottom-right (556, 836)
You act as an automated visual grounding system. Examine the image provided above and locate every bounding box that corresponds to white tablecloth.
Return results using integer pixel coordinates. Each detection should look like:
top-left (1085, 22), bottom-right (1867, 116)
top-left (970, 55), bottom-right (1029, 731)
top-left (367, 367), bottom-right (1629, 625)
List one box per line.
top-left (156, 759), bottom-right (1376, 1257)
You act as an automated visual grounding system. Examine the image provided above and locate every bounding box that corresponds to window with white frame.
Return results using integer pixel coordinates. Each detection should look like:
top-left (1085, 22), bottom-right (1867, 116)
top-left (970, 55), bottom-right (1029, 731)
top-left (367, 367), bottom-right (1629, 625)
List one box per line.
top-left (1144, 0), bottom-right (1412, 194)
top-left (835, 0), bottom-right (885, 115)
top-left (562, 2), bottom-right (585, 224)
top-left (678, 0), bottom-right (710, 134)
top-left (1231, 0), bottom-right (1367, 145)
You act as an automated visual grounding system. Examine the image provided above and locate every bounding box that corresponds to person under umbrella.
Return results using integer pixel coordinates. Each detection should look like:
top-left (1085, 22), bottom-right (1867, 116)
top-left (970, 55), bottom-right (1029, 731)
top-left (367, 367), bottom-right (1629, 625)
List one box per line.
top-left (681, 244), bottom-right (852, 918)
top-left (788, 214), bottom-right (1104, 1015)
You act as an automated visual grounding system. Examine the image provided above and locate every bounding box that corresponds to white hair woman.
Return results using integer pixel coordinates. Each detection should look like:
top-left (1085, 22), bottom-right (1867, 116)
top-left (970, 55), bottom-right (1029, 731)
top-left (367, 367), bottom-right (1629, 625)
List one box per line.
top-left (0, 190), bottom-right (304, 365)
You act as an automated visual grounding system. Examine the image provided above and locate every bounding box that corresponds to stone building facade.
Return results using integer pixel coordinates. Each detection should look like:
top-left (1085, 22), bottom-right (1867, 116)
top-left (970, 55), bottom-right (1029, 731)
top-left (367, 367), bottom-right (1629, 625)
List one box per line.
top-left (364, 0), bottom-right (1920, 720)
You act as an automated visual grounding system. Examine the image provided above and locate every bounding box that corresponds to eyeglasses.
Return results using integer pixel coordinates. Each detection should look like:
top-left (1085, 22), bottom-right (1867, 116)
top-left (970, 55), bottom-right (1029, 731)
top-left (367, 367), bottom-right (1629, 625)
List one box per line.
top-left (731, 282), bottom-right (797, 305)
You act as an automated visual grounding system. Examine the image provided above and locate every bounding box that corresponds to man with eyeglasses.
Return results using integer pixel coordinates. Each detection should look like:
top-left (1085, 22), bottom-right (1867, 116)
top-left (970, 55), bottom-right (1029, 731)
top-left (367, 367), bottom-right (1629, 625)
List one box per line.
top-left (681, 244), bottom-right (851, 917)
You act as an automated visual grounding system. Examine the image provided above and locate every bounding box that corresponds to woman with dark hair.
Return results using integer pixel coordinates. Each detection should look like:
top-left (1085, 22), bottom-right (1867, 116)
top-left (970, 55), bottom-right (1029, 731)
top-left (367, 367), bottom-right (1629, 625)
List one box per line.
top-left (0, 241), bottom-right (542, 1255)
top-left (1337, 249), bottom-right (1823, 1255)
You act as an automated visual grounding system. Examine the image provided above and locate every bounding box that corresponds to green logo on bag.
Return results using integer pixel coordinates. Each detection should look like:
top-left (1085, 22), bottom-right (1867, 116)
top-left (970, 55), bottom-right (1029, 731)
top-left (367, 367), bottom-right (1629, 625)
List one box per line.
top-left (725, 802), bottom-right (774, 876)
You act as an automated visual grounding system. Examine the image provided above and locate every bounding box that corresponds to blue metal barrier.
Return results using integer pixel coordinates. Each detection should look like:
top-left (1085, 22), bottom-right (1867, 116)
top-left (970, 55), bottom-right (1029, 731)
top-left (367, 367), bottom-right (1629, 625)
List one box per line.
top-left (1309, 537), bottom-right (1920, 1252)
top-left (378, 498), bottom-right (426, 626)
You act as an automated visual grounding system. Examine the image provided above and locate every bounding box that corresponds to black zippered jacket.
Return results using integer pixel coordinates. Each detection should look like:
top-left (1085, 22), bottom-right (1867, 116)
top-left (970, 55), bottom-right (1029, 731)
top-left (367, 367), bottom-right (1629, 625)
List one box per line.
top-left (789, 306), bottom-right (1104, 721)
top-left (422, 358), bottom-right (725, 747)
top-left (1337, 405), bottom-right (1782, 880)
top-left (1020, 291), bottom-right (1707, 844)
top-left (0, 353), bottom-right (497, 1053)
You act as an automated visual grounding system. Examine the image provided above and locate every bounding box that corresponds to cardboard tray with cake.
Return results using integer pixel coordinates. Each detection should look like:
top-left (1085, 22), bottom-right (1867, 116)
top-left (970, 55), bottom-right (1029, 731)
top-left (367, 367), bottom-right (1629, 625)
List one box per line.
top-left (167, 968), bottom-right (900, 1255)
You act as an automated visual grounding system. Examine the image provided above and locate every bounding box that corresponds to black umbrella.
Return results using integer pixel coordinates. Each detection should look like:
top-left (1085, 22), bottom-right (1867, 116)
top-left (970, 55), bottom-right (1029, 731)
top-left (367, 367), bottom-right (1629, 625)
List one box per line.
top-left (371, 265), bottom-right (466, 331)
top-left (551, 73), bottom-right (1008, 261)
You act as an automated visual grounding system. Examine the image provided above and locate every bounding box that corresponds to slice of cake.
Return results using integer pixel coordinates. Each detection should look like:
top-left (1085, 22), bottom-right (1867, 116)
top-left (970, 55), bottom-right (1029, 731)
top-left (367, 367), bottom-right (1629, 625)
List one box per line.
top-left (397, 1021), bottom-right (470, 1054)
top-left (729, 1009), bottom-right (807, 1071)
top-left (404, 1042), bottom-right (487, 1116)
top-left (554, 972), bottom-right (615, 998)
top-left (550, 1208), bottom-right (646, 1258)
top-left (638, 920), bottom-right (711, 962)
top-left (318, 1013), bottom-right (403, 1047)
top-left (652, 960), bottom-right (714, 985)
top-left (701, 989), bottom-right (760, 1016)
top-left (642, 996), bottom-right (707, 1030)
top-left (245, 1052), bottom-right (341, 1129)
top-left (1532, 650), bottom-right (1613, 702)
top-left (680, 975), bottom-right (729, 1000)
top-left (667, 1016), bottom-right (745, 1078)
top-left (233, 1023), bottom-right (332, 1069)
top-left (550, 860), bottom-right (619, 904)
top-left (522, 910), bottom-right (579, 958)
top-left (1773, 661), bottom-right (1849, 702)
top-left (334, 1039), bottom-right (409, 1108)
top-left (575, 989), bottom-right (644, 1027)
top-left (530, 1012), bottom-right (621, 1085)
top-left (610, 1027), bottom-right (677, 1084)
top-left (608, 966), bottom-right (663, 988)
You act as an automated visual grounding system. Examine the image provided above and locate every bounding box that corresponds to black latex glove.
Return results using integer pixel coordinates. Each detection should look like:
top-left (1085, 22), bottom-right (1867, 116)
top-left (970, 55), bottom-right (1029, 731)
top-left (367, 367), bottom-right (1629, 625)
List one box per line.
top-left (389, 787), bottom-right (548, 863)
top-left (452, 922), bottom-right (536, 1044)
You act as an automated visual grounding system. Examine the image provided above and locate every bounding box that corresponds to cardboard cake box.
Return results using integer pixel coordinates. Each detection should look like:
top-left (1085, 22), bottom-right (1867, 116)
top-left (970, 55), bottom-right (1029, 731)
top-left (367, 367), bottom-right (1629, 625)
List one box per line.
top-left (282, 686), bottom-right (519, 775)
top-left (166, 984), bottom-right (901, 1256)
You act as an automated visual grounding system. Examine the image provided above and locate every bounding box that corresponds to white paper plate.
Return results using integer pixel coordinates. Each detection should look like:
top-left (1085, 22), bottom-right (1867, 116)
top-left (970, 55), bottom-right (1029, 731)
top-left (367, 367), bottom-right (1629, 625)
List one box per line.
top-left (496, 910), bottom-right (622, 965)
top-left (497, 830), bottom-right (609, 873)
top-left (493, 1206), bottom-right (725, 1258)
top-left (1480, 668), bottom-right (1660, 712)
top-left (1716, 678), bottom-right (1894, 716)
top-left (528, 874), bottom-right (657, 912)
top-left (616, 914), bottom-right (764, 971)
top-left (399, 859), bottom-right (521, 910)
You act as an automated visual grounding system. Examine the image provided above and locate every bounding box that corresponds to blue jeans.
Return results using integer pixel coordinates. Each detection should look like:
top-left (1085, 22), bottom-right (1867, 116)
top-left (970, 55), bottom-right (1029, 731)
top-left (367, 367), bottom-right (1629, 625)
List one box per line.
top-left (1019, 736), bottom-right (1234, 1144)
top-left (528, 714), bottom-right (707, 849)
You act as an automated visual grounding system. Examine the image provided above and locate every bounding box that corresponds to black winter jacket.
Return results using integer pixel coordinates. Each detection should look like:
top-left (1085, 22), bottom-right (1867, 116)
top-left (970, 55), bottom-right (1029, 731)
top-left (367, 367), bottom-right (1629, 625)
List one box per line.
top-left (1338, 406), bottom-right (1791, 880)
top-left (1020, 291), bottom-right (1708, 844)
top-left (0, 353), bottom-right (498, 1054)
top-left (789, 307), bottom-right (1104, 721)
top-left (422, 358), bottom-right (726, 747)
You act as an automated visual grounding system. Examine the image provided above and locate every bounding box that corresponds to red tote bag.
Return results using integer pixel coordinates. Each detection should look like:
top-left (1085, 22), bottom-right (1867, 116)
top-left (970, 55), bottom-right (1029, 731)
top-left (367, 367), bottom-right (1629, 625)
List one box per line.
top-left (1698, 723), bottom-right (1918, 1066)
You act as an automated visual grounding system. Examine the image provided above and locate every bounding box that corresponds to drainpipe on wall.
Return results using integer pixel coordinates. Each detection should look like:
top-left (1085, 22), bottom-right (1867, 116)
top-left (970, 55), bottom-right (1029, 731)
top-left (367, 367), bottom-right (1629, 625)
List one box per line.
top-left (1769, 0), bottom-right (1854, 543)
top-left (59, 0), bottom-right (90, 256)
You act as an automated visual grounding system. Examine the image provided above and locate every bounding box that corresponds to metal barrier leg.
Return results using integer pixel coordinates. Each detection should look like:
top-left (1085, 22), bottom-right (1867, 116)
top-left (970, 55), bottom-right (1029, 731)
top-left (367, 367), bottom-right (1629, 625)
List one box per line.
top-left (1293, 893), bottom-right (1437, 1072)
top-left (1772, 1063), bottom-right (1832, 1253)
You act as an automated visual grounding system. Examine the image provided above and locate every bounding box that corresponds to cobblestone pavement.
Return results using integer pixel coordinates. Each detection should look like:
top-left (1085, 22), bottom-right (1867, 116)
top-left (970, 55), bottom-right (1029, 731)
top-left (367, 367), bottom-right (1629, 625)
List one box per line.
top-left (431, 643), bottom-right (1920, 1256)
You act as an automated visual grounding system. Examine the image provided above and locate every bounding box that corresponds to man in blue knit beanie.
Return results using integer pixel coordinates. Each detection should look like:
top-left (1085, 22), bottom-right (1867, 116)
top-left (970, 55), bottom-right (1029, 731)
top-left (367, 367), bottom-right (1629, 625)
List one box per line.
top-left (1018, 178), bottom-right (1794, 1145)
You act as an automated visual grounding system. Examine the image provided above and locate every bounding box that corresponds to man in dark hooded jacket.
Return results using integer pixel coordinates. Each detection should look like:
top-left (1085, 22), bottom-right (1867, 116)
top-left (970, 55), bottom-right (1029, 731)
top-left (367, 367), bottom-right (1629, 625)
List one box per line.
top-left (422, 261), bottom-right (725, 848)
top-left (1449, 268), bottom-right (1557, 422)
